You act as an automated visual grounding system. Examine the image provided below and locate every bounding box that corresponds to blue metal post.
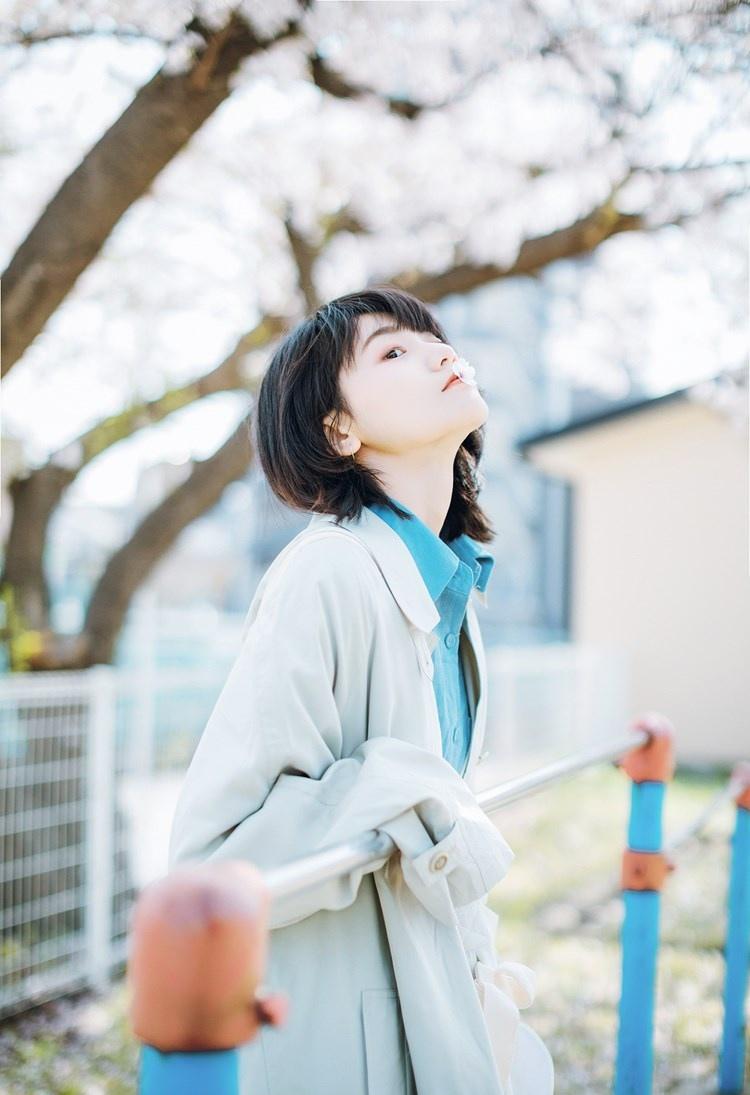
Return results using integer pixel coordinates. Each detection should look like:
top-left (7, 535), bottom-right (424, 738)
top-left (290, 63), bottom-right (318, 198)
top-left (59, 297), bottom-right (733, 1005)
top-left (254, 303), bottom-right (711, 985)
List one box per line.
top-left (615, 783), bottom-right (667, 1094)
top-left (614, 718), bottom-right (675, 1095)
top-left (718, 784), bottom-right (750, 1094)
top-left (140, 1045), bottom-right (239, 1095)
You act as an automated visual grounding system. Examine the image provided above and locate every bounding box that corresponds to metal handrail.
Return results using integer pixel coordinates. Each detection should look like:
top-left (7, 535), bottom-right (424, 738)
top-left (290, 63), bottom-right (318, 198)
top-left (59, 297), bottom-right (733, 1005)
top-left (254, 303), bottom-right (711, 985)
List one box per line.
top-left (663, 777), bottom-right (742, 856)
top-left (475, 729), bottom-right (650, 813)
top-left (263, 728), bottom-right (651, 905)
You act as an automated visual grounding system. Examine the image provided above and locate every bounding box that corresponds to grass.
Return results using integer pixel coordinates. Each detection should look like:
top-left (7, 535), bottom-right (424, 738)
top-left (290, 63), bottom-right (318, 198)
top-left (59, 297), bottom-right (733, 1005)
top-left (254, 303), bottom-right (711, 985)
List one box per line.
top-left (0, 763), bottom-right (746, 1093)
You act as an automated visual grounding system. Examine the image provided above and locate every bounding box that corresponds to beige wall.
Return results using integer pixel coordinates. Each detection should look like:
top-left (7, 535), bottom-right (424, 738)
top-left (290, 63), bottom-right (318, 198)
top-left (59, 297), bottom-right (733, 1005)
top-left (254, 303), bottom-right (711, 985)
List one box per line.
top-left (525, 397), bottom-right (749, 765)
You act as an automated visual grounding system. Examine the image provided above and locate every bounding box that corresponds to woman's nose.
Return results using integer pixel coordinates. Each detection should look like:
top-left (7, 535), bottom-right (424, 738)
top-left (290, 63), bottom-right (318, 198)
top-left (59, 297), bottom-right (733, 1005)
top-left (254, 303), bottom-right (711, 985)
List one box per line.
top-left (434, 345), bottom-right (457, 370)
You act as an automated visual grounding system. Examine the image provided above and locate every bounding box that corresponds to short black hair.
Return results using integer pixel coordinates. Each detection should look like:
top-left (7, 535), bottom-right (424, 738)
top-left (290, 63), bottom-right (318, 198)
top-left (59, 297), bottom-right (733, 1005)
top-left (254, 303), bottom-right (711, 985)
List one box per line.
top-left (251, 284), bottom-right (495, 544)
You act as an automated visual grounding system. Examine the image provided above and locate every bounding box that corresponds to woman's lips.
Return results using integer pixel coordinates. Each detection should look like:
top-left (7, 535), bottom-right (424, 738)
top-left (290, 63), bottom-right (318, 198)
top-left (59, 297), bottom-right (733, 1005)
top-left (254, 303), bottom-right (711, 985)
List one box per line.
top-left (443, 374), bottom-right (462, 390)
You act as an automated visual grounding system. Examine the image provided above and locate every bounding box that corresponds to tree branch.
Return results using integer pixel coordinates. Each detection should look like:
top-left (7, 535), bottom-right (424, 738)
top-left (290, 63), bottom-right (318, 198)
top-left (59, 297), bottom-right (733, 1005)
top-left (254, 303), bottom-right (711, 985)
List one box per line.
top-left (0, 25), bottom-right (177, 48)
top-left (72, 314), bottom-right (286, 466)
top-left (283, 204), bottom-right (369, 312)
top-left (392, 188), bottom-right (644, 302)
top-left (308, 50), bottom-right (500, 119)
top-left (1, 10), bottom-right (304, 376)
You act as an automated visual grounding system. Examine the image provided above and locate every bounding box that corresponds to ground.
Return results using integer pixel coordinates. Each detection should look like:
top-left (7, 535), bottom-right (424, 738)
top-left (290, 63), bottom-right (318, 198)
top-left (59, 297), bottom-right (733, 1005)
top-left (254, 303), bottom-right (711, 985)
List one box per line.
top-left (0, 763), bottom-right (745, 1094)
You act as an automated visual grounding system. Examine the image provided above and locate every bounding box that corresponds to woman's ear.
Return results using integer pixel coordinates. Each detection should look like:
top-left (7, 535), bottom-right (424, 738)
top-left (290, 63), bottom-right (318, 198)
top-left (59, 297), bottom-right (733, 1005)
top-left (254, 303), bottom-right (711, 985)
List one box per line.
top-left (322, 412), bottom-right (361, 458)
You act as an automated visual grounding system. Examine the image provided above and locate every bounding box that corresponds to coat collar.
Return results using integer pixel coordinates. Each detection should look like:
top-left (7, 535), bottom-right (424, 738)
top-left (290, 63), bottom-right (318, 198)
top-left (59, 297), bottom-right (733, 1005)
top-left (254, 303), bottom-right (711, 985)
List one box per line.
top-left (305, 508), bottom-right (490, 634)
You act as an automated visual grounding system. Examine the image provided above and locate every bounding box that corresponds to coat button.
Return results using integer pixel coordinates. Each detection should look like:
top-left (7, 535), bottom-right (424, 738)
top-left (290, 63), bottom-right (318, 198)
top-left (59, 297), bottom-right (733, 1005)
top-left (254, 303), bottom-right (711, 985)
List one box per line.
top-left (430, 852), bottom-right (448, 872)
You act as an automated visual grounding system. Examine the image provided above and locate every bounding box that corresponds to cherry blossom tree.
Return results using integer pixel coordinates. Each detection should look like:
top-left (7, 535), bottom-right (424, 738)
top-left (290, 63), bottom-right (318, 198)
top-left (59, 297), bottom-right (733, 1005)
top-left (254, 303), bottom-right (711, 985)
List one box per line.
top-left (0, 0), bottom-right (747, 668)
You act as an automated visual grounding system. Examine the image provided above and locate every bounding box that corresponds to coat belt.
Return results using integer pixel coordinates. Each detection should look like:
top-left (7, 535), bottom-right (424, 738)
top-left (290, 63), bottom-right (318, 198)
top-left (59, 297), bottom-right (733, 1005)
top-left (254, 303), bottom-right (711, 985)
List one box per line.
top-left (473, 957), bottom-right (537, 1092)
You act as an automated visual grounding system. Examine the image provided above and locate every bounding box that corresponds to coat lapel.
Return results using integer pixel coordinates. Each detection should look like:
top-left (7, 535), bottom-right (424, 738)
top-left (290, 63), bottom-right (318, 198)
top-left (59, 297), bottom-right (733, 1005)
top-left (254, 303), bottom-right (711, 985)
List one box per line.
top-left (460, 601), bottom-right (488, 778)
top-left (307, 508), bottom-right (439, 633)
top-left (305, 509), bottom-right (488, 777)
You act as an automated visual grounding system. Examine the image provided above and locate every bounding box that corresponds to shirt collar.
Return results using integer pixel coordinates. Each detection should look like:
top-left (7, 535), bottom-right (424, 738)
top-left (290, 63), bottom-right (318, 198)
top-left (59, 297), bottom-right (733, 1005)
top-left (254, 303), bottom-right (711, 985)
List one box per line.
top-left (365, 497), bottom-right (495, 605)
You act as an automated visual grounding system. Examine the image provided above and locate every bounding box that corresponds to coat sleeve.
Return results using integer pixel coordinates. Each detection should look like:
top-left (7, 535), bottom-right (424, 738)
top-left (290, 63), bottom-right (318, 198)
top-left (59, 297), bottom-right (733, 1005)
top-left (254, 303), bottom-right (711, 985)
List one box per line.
top-left (167, 535), bottom-right (515, 930)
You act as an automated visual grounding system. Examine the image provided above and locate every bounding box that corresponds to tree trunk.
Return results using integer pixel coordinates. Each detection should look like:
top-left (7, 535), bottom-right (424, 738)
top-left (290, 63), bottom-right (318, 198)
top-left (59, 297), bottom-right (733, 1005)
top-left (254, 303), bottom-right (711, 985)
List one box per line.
top-left (68, 416), bottom-right (253, 669)
top-left (2, 466), bottom-right (76, 630)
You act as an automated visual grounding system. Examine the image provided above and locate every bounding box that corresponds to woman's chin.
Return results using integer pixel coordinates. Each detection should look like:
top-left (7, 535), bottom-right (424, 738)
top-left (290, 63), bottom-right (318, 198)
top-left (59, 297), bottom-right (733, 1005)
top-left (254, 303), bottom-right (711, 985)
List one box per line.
top-left (468, 394), bottom-right (490, 428)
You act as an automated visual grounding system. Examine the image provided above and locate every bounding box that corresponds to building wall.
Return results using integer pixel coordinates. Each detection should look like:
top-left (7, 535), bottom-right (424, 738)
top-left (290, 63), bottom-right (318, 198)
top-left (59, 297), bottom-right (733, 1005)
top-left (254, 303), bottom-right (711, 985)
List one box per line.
top-left (525, 397), bottom-right (749, 765)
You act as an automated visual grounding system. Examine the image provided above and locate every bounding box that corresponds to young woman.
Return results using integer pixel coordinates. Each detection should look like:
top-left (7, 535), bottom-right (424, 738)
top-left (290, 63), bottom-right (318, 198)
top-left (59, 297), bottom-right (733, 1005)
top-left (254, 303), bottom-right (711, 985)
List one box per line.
top-left (168, 286), bottom-right (555, 1095)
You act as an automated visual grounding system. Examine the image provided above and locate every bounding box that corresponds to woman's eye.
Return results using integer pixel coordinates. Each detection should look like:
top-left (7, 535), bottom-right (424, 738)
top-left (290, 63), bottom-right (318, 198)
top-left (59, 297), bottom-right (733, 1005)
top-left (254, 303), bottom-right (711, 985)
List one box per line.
top-left (382, 337), bottom-right (444, 360)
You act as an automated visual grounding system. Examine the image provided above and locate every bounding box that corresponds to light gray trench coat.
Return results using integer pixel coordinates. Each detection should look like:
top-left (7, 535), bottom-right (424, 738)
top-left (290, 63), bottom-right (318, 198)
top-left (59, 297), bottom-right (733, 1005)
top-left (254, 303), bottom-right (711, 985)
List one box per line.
top-left (168, 506), bottom-right (555, 1095)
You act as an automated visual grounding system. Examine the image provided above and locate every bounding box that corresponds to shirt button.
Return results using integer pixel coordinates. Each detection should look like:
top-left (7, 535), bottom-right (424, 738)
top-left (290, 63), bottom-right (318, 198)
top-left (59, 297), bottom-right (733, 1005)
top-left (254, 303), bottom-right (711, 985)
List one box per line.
top-left (444, 633), bottom-right (457, 649)
top-left (430, 852), bottom-right (448, 872)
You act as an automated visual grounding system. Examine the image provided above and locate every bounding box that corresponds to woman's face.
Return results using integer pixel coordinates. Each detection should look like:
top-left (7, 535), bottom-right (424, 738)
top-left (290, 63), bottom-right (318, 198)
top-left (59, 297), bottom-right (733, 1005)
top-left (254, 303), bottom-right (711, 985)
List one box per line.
top-left (326, 313), bottom-right (489, 459)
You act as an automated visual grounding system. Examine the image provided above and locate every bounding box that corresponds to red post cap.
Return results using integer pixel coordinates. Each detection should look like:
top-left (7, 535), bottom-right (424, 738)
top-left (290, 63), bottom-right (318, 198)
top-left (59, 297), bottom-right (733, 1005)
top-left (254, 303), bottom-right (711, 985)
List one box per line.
top-left (127, 860), bottom-right (289, 1052)
top-left (616, 712), bottom-right (676, 784)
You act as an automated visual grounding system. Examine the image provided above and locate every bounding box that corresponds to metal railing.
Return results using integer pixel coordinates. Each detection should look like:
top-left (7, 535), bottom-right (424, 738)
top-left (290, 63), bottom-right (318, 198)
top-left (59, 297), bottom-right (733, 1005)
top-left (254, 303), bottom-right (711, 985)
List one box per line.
top-left (263, 728), bottom-right (652, 910)
top-left (128, 719), bottom-right (750, 1095)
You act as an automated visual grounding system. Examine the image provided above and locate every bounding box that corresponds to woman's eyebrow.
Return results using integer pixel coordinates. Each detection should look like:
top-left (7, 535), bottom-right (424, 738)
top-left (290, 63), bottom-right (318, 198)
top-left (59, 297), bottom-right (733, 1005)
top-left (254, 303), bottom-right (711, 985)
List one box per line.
top-left (359, 326), bottom-right (444, 355)
top-left (359, 324), bottom-right (403, 353)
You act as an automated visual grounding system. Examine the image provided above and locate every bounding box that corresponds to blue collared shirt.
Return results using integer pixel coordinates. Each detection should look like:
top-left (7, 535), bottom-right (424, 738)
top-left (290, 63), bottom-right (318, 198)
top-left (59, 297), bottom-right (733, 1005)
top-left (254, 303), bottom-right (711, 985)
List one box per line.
top-left (366, 497), bottom-right (495, 776)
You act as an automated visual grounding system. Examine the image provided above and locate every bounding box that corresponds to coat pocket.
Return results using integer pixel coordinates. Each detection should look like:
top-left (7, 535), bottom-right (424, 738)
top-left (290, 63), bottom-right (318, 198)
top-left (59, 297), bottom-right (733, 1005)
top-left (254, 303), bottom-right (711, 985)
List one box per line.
top-left (361, 988), bottom-right (412, 1095)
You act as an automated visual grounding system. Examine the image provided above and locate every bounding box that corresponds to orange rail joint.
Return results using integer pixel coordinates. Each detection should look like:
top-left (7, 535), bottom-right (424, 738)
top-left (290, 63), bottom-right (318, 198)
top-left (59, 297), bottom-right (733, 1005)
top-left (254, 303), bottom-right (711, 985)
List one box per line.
top-left (127, 860), bottom-right (289, 1053)
top-left (730, 760), bottom-right (750, 811)
top-left (621, 848), bottom-right (676, 891)
top-left (615, 712), bottom-right (676, 784)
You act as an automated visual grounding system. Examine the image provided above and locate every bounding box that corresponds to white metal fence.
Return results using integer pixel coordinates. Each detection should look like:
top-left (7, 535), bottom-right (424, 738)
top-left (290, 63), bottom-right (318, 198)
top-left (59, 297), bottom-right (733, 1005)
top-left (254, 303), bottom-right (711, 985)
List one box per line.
top-left (0, 664), bottom-right (228, 1019)
top-left (0, 641), bottom-right (627, 1018)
